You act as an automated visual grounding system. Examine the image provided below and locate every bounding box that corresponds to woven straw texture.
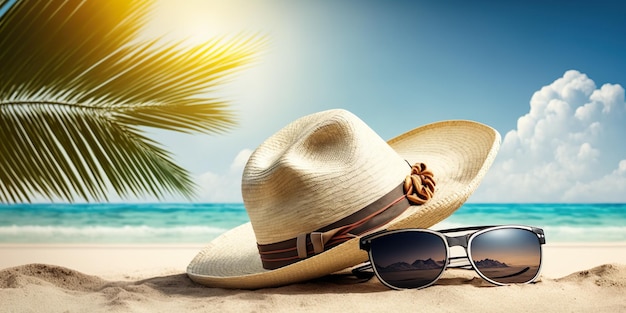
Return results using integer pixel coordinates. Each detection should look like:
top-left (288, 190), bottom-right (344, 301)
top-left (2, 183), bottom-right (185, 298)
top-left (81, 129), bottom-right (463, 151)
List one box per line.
top-left (187, 109), bottom-right (500, 289)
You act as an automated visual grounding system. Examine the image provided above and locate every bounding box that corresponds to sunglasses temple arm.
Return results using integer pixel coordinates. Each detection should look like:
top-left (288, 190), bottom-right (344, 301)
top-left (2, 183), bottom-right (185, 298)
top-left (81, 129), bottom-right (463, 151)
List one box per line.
top-left (351, 262), bottom-right (376, 280)
top-left (489, 267), bottom-right (531, 279)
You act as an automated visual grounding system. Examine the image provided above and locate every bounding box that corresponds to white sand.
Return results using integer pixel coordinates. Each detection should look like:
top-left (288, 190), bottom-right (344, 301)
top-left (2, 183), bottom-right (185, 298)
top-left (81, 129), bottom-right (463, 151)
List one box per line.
top-left (0, 244), bottom-right (203, 280)
top-left (1, 243), bottom-right (625, 312)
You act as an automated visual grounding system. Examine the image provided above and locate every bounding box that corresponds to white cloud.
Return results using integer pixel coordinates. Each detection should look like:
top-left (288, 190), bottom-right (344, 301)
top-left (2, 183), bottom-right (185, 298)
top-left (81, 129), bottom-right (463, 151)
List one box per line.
top-left (230, 149), bottom-right (253, 171)
top-left (620, 160), bottom-right (626, 174)
top-left (563, 161), bottom-right (626, 202)
top-left (472, 70), bottom-right (626, 203)
top-left (195, 149), bottom-right (252, 202)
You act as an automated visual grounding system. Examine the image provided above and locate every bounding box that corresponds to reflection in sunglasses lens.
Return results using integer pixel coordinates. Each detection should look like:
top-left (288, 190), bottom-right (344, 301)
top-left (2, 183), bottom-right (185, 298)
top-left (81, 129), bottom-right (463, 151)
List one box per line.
top-left (470, 228), bottom-right (541, 284)
top-left (370, 231), bottom-right (446, 289)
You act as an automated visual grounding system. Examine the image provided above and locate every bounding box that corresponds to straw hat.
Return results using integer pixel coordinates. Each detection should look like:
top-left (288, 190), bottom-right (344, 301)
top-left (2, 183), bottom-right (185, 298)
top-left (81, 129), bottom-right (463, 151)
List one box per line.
top-left (187, 109), bottom-right (500, 289)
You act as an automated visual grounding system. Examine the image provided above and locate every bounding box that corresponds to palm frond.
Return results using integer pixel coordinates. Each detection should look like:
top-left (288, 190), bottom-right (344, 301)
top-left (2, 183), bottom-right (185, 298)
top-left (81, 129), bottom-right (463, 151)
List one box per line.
top-left (0, 0), bottom-right (266, 202)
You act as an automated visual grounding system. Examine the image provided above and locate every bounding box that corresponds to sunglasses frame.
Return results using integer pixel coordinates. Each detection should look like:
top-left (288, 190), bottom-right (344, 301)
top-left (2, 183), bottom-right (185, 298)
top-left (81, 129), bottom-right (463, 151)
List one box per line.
top-left (358, 225), bottom-right (546, 290)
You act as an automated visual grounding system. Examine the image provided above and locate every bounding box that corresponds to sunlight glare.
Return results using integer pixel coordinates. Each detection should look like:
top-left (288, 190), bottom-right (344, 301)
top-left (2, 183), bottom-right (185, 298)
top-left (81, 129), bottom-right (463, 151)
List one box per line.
top-left (147, 0), bottom-right (252, 45)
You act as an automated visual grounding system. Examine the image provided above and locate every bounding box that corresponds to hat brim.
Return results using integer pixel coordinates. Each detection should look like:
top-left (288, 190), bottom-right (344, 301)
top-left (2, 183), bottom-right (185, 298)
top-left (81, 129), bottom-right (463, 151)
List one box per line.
top-left (187, 120), bottom-right (500, 289)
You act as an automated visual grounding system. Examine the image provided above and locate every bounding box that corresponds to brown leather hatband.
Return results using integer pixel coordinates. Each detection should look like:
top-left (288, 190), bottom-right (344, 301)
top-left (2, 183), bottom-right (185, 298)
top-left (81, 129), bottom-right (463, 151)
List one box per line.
top-left (256, 162), bottom-right (436, 270)
top-left (257, 182), bottom-right (411, 269)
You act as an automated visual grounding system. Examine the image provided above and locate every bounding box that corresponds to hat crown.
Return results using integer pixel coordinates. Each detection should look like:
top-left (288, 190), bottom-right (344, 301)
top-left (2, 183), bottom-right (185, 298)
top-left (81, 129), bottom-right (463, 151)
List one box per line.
top-left (242, 109), bottom-right (408, 244)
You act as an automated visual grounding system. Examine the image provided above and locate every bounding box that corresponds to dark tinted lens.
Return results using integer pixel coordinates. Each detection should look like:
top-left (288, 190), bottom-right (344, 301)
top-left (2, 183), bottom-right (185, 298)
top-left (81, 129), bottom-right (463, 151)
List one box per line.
top-left (369, 231), bottom-right (446, 289)
top-left (470, 228), bottom-right (541, 284)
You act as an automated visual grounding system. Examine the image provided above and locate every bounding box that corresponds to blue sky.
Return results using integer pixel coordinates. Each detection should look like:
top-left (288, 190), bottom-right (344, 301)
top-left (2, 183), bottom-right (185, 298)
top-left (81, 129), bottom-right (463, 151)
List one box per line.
top-left (139, 0), bottom-right (626, 203)
top-left (6, 0), bottom-right (622, 203)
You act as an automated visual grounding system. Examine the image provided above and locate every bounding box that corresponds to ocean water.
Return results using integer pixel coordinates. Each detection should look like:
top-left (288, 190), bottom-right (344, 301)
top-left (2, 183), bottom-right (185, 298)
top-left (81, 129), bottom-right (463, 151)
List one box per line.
top-left (0, 203), bottom-right (624, 244)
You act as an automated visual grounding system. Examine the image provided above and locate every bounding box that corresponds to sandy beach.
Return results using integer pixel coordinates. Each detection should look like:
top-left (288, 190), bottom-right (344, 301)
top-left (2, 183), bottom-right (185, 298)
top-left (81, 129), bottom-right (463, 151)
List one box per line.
top-left (0, 243), bottom-right (624, 312)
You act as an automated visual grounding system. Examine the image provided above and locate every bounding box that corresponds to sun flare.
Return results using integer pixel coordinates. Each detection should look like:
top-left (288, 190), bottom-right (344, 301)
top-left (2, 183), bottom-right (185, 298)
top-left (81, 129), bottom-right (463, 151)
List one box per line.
top-left (147, 0), bottom-right (253, 45)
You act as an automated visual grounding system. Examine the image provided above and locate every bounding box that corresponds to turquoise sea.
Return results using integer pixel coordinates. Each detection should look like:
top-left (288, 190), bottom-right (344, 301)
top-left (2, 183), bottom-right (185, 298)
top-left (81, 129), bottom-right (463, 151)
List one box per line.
top-left (0, 203), bottom-right (624, 243)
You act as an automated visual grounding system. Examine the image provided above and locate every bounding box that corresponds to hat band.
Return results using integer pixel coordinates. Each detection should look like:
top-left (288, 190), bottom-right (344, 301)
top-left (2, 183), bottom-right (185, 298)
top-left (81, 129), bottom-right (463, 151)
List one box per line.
top-left (257, 182), bottom-right (411, 269)
top-left (256, 162), bottom-right (435, 270)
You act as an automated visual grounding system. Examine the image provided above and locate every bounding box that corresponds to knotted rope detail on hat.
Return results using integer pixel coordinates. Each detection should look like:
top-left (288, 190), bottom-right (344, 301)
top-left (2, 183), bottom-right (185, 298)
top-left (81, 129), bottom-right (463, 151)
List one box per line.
top-left (257, 162), bottom-right (436, 270)
top-left (404, 162), bottom-right (436, 205)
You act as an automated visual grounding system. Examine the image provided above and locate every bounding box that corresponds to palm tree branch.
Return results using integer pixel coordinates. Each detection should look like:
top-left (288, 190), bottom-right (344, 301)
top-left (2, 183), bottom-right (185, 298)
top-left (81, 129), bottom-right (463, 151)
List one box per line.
top-left (0, 1), bottom-right (150, 99)
top-left (0, 101), bottom-right (195, 202)
top-left (0, 0), bottom-right (266, 202)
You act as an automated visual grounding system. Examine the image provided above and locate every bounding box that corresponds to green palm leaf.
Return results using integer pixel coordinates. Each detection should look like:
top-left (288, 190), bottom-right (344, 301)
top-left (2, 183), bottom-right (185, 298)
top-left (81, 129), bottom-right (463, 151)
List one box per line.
top-left (0, 0), bottom-right (266, 203)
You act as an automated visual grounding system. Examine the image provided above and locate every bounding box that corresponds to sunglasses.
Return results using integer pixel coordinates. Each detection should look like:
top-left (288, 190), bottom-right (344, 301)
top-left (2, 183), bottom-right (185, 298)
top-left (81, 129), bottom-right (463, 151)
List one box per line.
top-left (355, 225), bottom-right (546, 290)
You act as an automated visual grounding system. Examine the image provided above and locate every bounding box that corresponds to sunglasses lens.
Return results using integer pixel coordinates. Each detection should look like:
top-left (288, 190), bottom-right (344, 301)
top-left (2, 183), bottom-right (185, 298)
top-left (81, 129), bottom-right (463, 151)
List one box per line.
top-left (470, 228), bottom-right (541, 284)
top-left (369, 231), bottom-right (446, 289)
